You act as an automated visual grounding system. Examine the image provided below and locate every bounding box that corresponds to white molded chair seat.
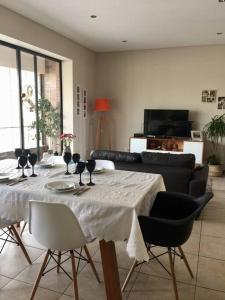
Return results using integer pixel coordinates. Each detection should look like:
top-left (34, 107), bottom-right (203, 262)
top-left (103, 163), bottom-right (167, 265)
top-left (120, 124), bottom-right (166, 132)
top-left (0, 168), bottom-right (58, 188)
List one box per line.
top-left (29, 201), bottom-right (100, 300)
top-left (0, 218), bottom-right (31, 264)
top-left (95, 159), bottom-right (115, 170)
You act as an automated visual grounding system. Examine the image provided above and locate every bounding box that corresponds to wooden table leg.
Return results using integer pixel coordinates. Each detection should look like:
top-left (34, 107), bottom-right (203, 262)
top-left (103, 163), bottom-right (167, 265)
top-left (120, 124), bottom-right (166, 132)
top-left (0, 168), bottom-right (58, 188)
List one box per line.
top-left (99, 240), bottom-right (122, 300)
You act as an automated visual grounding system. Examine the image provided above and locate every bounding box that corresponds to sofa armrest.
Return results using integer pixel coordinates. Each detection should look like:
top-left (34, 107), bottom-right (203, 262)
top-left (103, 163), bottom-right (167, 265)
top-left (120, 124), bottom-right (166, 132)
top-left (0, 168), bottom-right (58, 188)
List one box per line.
top-left (189, 165), bottom-right (209, 197)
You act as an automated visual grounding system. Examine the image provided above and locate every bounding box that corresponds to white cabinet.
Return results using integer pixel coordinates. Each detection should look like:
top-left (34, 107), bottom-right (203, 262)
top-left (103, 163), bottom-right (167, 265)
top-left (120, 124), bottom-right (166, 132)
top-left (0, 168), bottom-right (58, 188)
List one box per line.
top-left (130, 138), bottom-right (147, 153)
top-left (183, 141), bottom-right (204, 164)
top-left (130, 137), bottom-right (204, 164)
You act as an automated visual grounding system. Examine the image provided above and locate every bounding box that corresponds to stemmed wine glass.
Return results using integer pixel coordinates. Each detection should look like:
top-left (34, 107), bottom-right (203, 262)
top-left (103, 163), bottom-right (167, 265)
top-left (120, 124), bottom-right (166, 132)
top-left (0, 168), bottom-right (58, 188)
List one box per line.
top-left (72, 153), bottom-right (80, 174)
top-left (63, 152), bottom-right (72, 175)
top-left (76, 161), bottom-right (85, 186)
top-left (19, 155), bottom-right (27, 178)
top-left (86, 160), bottom-right (96, 186)
top-left (15, 148), bottom-right (22, 169)
top-left (28, 153), bottom-right (37, 177)
top-left (23, 149), bottom-right (31, 169)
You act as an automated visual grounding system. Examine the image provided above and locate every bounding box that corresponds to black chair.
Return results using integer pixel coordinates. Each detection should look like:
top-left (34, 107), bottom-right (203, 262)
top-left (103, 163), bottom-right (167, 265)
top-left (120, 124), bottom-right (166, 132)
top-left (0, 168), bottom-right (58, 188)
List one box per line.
top-left (122, 191), bottom-right (213, 300)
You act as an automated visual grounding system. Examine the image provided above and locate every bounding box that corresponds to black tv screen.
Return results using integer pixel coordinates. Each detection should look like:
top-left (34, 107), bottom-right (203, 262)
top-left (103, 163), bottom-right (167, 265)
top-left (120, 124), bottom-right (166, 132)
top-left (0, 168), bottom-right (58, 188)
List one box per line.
top-left (144, 109), bottom-right (191, 137)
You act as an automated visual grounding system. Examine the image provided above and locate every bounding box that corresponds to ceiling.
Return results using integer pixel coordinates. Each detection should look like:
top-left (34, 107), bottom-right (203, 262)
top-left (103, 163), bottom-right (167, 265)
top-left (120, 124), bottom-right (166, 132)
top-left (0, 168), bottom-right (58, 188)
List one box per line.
top-left (0, 0), bottom-right (225, 52)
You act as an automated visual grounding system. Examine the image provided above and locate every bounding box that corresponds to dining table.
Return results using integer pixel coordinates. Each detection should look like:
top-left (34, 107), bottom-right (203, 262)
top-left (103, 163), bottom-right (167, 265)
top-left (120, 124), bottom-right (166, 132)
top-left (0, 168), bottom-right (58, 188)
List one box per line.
top-left (0, 158), bottom-right (165, 300)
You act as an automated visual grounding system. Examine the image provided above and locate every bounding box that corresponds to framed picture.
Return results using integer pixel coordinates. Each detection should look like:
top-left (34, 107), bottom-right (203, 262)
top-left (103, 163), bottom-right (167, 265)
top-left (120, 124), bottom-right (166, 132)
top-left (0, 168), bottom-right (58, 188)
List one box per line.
top-left (82, 88), bottom-right (87, 118)
top-left (191, 130), bottom-right (203, 141)
top-left (218, 97), bottom-right (225, 110)
top-left (201, 89), bottom-right (217, 103)
top-left (76, 84), bottom-right (81, 116)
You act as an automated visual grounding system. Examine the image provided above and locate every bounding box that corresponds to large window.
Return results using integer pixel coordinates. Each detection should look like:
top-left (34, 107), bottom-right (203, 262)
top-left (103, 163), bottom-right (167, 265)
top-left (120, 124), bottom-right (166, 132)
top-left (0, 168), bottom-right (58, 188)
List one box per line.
top-left (0, 41), bottom-right (62, 159)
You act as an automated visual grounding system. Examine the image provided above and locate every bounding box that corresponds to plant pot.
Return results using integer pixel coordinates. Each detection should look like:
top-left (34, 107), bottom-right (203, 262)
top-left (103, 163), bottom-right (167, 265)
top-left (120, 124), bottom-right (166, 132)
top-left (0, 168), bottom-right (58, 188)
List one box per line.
top-left (62, 145), bottom-right (71, 156)
top-left (208, 164), bottom-right (223, 177)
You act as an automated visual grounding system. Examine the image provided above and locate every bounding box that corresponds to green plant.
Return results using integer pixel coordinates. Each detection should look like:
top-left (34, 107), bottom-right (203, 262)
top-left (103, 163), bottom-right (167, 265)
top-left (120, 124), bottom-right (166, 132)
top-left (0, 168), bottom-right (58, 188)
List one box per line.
top-left (203, 113), bottom-right (225, 164)
top-left (31, 98), bottom-right (60, 140)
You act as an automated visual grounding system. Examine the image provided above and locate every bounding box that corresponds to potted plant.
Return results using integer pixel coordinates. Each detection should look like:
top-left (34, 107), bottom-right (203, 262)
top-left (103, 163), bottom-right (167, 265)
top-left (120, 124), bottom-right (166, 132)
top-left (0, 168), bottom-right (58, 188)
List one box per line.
top-left (31, 98), bottom-right (60, 152)
top-left (204, 113), bottom-right (225, 176)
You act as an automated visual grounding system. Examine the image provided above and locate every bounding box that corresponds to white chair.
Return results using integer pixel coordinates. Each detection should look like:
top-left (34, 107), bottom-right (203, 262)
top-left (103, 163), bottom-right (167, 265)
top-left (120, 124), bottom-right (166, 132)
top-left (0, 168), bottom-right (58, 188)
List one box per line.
top-left (95, 159), bottom-right (115, 170)
top-left (0, 218), bottom-right (31, 264)
top-left (29, 201), bottom-right (100, 300)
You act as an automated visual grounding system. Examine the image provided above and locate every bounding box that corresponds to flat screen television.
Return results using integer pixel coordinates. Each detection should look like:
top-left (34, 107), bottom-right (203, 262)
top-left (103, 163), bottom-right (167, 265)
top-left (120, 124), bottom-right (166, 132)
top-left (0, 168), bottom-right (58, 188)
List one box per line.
top-left (144, 109), bottom-right (191, 137)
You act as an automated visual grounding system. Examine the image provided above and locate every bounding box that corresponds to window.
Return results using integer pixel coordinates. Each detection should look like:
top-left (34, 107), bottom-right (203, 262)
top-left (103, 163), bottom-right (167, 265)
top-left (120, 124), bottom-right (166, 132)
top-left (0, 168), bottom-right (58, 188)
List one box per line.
top-left (0, 41), bottom-right (62, 159)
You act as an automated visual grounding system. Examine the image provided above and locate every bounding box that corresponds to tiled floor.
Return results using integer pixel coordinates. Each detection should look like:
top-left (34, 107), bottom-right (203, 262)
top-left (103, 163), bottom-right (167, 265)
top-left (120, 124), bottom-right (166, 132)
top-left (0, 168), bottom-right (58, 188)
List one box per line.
top-left (0, 178), bottom-right (225, 299)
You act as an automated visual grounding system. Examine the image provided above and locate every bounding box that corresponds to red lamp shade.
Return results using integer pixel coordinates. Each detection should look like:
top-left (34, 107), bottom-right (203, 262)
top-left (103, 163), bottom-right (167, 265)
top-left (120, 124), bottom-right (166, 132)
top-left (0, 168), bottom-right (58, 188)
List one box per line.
top-left (94, 98), bottom-right (110, 111)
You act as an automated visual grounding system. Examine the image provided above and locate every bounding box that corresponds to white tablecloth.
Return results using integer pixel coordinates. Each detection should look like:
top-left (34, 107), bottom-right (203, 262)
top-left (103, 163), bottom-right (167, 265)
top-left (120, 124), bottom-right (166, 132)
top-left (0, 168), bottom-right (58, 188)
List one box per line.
top-left (0, 159), bottom-right (165, 261)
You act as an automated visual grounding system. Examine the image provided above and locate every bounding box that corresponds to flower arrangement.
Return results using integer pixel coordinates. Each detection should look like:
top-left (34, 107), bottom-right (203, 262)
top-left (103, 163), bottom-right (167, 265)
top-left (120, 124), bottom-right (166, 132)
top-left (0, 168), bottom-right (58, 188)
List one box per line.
top-left (60, 133), bottom-right (76, 147)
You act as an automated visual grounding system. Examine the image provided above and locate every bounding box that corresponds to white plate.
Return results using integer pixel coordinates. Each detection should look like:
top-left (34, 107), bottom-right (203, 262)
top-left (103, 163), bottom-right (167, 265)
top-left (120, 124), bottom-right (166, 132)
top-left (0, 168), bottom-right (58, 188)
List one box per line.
top-left (45, 181), bottom-right (75, 192)
top-left (85, 167), bottom-right (104, 174)
top-left (0, 173), bottom-right (10, 182)
top-left (39, 163), bottom-right (55, 169)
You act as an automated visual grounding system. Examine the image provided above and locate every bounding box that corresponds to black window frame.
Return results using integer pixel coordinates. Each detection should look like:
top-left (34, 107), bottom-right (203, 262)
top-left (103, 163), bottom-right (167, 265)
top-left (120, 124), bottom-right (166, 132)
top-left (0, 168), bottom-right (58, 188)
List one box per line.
top-left (0, 39), bottom-right (63, 159)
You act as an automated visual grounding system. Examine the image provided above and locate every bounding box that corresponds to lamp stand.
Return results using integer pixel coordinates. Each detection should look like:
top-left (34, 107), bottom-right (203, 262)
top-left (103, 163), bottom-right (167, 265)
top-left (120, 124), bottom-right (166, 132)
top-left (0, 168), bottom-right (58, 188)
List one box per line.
top-left (95, 113), bottom-right (111, 150)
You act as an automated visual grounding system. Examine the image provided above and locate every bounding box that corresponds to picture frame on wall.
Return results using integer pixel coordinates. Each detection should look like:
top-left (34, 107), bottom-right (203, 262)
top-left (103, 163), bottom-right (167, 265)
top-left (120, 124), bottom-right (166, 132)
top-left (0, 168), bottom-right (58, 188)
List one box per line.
top-left (76, 84), bottom-right (81, 116)
top-left (191, 130), bottom-right (203, 141)
top-left (218, 97), bottom-right (225, 110)
top-left (201, 89), bottom-right (217, 103)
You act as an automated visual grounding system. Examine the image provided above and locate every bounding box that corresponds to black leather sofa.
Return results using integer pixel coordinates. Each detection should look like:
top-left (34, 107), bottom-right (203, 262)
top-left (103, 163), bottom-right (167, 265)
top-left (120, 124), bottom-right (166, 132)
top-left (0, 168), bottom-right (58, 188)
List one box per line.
top-left (90, 150), bottom-right (209, 197)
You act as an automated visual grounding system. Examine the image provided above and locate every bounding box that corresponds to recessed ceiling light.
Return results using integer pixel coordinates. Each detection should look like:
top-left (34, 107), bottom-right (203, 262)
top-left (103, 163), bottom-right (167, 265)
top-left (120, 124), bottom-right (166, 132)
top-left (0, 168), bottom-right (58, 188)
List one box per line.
top-left (216, 32), bottom-right (223, 35)
top-left (90, 15), bottom-right (97, 18)
top-left (218, 0), bottom-right (225, 2)
top-left (121, 40), bottom-right (127, 43)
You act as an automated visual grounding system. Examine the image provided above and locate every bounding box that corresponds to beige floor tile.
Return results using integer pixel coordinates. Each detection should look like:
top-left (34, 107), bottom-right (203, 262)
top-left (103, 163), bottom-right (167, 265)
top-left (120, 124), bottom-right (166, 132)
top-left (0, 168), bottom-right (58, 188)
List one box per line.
top-left (195, 287), bottom-right (225, 300)
top-left (64, 262), bottom-right (133, 300)
top-left (0, 243), bottom-right (44, 278)
top-left (200, 235), bottom-right (225, 260)
top-left (201, 206), bottom-right (225, 222)
top-left (197, 256), bottom-right (225, 292)
top-left (58, 295), bottom-right (75, 300)
top-left (128, 272), bottom-right (195, 300)
top-left (0, 275), bottom-right (11, 288)
top-left (207, 194), bottom-right (225, 209)
top-left (140, 247), bottom-right (198, 285)
top-left (202, 220), bottom-right (225, 239)
top-left (192, 220), bottom-right (202, 235)
top-left (0, 279), bottom-right (61, 300)
top-left (94, 241), bottom-right (135, 270)
top-left (182, 233), bottom-right (200, 255)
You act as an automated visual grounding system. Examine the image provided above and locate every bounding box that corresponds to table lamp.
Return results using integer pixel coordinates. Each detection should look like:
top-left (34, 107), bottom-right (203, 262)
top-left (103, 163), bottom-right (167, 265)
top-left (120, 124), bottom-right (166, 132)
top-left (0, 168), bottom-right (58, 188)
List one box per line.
top-left (94, 98), bottom-right (111, 149)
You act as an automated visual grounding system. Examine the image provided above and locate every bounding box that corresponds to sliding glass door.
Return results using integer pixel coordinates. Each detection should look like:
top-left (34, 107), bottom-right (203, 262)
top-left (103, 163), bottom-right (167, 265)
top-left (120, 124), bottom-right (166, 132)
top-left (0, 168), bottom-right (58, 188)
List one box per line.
top-left (0, 45), bottom-right (20, 153)
top-left (0, 41), bottom-right (62, 159)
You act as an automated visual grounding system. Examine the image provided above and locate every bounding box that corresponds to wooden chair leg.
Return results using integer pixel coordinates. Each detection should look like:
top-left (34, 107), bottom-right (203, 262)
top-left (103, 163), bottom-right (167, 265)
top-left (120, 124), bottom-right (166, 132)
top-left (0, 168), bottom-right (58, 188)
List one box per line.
top-left (70, 250), bottom-right (79, 300)
top-left (122, 259), bottom-right (138, 292)
top-left (168, 248), bottom-right (179, 300)
top-left (178, 246), bottom-right (193, 278)
top-left (83, 245), bottom-right (100, 283)
top-left (10, 225), bottom-right (32, 265)
top-left (20, 221), bottom-right (27, 236)
top-left (30, 250), bottom-right (50, 300)
top-left (57, 251), bottom-right (61, 273)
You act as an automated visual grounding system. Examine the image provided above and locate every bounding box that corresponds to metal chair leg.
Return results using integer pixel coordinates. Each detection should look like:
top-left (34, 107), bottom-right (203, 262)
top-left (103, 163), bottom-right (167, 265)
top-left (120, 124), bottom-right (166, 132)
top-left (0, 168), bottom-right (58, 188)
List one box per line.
top-left (70, 250), bottom-right (79, 300)
top-left (178, 246), bottom-right (193, 278)
top-left (122, 259), bottom-right (138, 292)
top-left (57, 251), bottom-right (61, 273)
top-left (83, 245), bottom-right (100, 283)
top-left (30, 250), bottom-right (50, 300)
top-left (168, 248), bottom-right (179, 300)
top-left (10, 225), bottom-right (32, 265)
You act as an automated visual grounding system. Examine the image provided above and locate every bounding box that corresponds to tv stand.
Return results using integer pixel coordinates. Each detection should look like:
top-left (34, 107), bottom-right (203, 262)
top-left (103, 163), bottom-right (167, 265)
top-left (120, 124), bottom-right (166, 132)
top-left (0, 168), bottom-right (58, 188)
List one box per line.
top-left (129, 136), bottom-right (204, 164)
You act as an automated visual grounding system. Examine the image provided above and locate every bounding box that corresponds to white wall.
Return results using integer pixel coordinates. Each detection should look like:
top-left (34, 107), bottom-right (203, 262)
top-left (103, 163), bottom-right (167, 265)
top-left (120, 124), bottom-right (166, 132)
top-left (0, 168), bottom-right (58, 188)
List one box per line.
top-left (96, 45), bottom-right (225, 162)
top-left (0, 5), bottom-right (97, 158)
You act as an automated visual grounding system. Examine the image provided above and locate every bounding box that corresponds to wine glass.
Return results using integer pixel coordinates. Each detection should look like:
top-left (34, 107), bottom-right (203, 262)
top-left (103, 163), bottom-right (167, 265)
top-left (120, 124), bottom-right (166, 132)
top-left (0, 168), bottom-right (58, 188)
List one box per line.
top-left (86, 160), bottom-right (96, 186)
top-left (76, 161), bottom-right (85, 186)
top-left (19, 155), bottom-right (27, 178)
top-left (63, 152), bottom-right (72, 175)
top-left (72, 153), bottom-right (80, 174)
top-left (23, 149), bottom-right (31, 169)
top-left (28, 153), bottom-right (37, 177)
top-left (14, 148), bottom-right (22, 169)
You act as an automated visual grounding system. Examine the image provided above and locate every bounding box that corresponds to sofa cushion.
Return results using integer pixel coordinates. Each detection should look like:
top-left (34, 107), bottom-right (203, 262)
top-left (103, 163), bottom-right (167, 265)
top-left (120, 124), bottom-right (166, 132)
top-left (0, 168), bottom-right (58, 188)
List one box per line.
top-left (115, 162), bottom-right (192, 194)
top-left (91, 150), bottom-right (141, 163)
top-left (141, 152), bottom-right (195, 169)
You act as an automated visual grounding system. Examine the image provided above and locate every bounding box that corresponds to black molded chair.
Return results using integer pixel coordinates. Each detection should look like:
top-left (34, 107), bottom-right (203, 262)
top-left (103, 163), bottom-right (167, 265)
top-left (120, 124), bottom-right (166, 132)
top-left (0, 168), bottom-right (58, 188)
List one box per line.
top-left (122, 191), bottom-right (213, 300)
